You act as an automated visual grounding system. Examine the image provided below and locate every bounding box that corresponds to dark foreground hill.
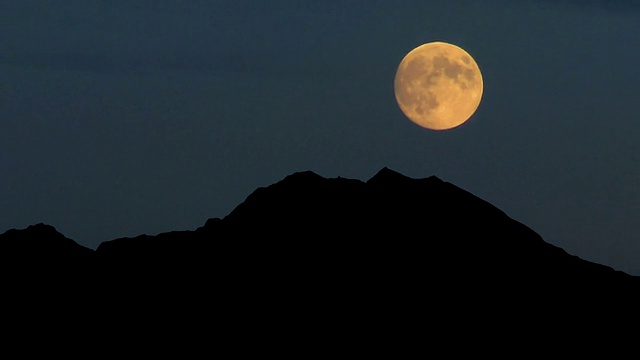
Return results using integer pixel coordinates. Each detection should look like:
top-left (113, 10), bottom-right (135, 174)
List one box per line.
top-left (2, 167), bottom-right (638, 349)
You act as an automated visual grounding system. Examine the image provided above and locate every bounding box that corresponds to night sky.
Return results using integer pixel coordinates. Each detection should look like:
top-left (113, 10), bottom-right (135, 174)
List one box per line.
top-left (1, 1), bottom-right (639, 275)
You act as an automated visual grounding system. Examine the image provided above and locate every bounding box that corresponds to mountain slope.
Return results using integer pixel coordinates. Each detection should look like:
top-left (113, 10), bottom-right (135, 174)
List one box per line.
top-left (2, 167), bottom-right (638, 348)
top-left (3, 167), bottom-right (637, 287)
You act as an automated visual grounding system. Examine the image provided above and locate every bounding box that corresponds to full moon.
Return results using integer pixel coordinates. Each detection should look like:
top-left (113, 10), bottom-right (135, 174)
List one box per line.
top-left (394, 41), bottom-right (483, 131)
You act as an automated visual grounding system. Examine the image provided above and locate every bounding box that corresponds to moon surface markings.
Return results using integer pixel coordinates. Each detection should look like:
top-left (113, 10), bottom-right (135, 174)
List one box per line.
top-left (394, 42), bottom-right (483, 131)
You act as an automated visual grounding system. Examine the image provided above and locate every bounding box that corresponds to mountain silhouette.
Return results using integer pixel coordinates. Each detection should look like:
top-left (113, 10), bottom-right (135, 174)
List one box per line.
top-left (2, 167), bottom-right (638, 348)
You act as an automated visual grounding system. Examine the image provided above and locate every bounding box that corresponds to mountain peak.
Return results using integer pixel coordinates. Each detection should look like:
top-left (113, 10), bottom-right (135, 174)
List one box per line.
top-left (1, 222), bottom-right (61, 238)
top-left (369, 166), bottom-right (408, 180)
top-left (26, 222), bottom-right (60, 233)
top-left (367, 167), bottom-right (442, 186)
top-left (0, 223), bottom-right (94, 258)
top-left (278, 170), bottom-right (325, 185)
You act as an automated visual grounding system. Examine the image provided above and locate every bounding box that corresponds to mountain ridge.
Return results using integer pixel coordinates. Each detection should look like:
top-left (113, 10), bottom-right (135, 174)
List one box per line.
top-left (3, 166), bottom-right (639, 345)
top-left (1, 167), bottom-right (638, 287)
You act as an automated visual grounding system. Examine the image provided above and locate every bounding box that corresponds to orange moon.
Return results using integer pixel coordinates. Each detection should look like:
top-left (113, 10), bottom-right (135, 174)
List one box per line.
top-left (394, 41), bottom-right (483, 131)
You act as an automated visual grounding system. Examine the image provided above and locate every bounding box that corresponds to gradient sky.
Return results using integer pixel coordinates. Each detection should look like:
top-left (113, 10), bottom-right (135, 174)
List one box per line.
top-left (1, 0), bottom-right (639, 275)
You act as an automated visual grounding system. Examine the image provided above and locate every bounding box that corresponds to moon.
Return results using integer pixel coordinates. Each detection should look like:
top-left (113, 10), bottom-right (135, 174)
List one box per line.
top-left (394, 41), bottom-right (483, 131)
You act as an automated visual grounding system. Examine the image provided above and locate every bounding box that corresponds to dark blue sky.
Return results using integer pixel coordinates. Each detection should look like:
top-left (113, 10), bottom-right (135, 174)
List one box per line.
top-left (1, 1), bottom-right (639, 275)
